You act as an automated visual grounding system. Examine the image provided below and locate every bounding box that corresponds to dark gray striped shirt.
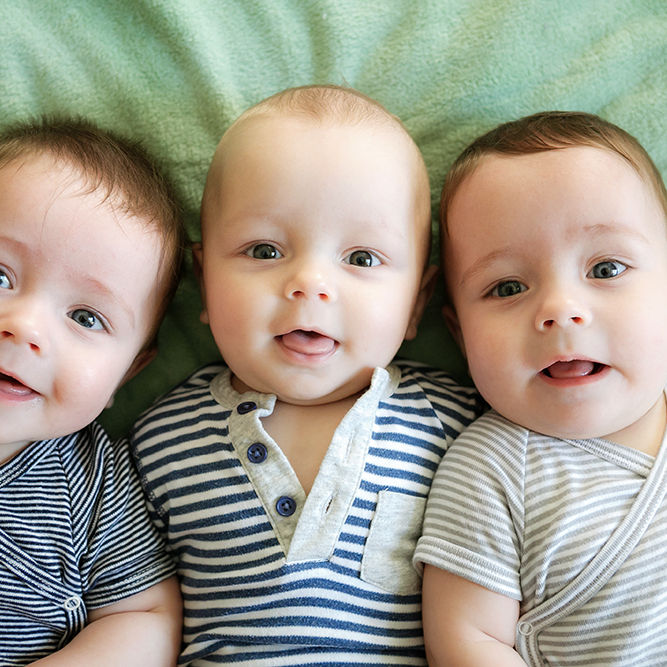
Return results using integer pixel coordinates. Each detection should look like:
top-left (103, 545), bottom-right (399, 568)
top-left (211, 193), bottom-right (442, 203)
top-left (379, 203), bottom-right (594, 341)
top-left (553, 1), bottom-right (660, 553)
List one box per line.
top-left (0, 422), bottom-right (176, 665)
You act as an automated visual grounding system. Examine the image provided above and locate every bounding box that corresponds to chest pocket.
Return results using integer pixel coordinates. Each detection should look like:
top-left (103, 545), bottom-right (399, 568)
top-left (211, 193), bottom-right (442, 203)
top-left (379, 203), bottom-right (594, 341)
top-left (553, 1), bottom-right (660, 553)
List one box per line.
top-left (361, 490), bottom-right (426, 595)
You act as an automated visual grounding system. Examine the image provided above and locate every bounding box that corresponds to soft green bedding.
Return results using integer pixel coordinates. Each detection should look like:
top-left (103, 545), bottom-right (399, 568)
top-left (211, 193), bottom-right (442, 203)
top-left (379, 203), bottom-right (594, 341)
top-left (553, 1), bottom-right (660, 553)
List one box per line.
top-left (2, 0), bottom-right (665, 437)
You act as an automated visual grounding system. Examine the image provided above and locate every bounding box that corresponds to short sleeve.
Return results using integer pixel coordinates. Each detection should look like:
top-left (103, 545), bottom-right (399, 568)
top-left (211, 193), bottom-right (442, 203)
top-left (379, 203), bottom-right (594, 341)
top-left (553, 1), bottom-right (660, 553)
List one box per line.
top-left (414, 411), bottom-right (527, 600)
top-left (68, 426), bottom-right (176, 608)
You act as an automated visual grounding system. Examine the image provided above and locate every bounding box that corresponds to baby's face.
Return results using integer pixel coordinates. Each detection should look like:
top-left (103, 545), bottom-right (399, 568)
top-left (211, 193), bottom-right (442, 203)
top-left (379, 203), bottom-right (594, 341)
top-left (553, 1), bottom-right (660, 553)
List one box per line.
top-left (0, 154), bottom-right (162, 461)
top-left (444, 146), bottom-right (667, 448)
top-left (197, 115), bottom-right (430, 405)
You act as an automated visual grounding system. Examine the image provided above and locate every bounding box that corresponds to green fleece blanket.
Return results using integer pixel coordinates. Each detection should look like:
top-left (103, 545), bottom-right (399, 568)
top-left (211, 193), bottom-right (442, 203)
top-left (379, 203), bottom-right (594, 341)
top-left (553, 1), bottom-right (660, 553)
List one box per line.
top-left (2, 0), bottom-right (665, 437)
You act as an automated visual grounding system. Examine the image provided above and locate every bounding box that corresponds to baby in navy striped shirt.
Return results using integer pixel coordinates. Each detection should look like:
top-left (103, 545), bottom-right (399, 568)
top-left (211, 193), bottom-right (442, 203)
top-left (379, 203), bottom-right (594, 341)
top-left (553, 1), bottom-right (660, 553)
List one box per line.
top-left (131, 84), bottom-right (480, 666)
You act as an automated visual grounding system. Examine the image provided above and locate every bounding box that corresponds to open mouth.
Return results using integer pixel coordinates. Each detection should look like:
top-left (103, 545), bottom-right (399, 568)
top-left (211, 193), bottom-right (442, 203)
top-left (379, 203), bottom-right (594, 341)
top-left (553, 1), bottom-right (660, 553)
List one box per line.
top-left (541, 360), bottom-right (607, 379)
top-left (0, 372), bottom-right (25, 387)
top-left (0, 369), bottom-right (39, 395)
top-left (277, 329), bottom-right (337, 357)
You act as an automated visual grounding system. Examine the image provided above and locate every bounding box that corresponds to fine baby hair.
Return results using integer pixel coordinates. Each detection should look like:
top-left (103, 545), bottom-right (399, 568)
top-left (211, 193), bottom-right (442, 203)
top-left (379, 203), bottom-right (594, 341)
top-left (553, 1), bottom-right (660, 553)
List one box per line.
top-left (133, 84), bottom-right (480, 665)
top-left (441, 110), bottom-right (667, 235)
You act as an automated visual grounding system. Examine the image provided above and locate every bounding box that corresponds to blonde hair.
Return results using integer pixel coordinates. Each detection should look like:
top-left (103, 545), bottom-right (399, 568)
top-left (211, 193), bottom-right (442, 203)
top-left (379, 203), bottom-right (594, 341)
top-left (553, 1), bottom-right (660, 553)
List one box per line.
top-left (203, 84), bottom-right (432, 262)
top-left (239, 84), bottom-right (403, 127)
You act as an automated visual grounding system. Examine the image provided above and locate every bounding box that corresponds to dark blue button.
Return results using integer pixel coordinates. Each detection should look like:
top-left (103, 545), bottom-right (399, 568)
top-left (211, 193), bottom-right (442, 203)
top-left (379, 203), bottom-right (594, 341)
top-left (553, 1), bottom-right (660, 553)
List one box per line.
top-left (247, 442), bottom-right (268, 464)
top-left (237, 401), bottom-right (257, 414)
top-left (276, 495), bottom-right (297, 517)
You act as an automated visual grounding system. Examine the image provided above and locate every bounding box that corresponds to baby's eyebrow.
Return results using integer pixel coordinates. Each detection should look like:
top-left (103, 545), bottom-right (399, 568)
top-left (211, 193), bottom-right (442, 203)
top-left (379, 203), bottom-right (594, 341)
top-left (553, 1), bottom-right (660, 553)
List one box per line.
top-left (0, 234), bottom-right (136, 327)
top-left (457, 221), bottom-right (652, 288)
top-left (582, 222), bottom-right (650, 243)
top-left (457, 246), bottom-right (515, 288)
top-left (78, 273), bottom-right (135, 328)
top-left (0, 234), bottom-right (25, 253)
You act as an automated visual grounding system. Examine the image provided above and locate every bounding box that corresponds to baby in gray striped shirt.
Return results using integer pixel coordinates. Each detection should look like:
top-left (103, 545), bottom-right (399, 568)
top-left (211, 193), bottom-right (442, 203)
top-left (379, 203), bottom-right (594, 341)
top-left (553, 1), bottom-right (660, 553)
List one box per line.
top-left (416, 111), bottom-right (667, 666)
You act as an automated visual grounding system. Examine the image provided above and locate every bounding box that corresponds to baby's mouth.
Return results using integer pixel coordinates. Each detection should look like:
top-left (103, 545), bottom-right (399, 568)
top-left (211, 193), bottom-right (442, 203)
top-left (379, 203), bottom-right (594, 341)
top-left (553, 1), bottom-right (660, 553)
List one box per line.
top-left (541, 360), bottom-right (606, 379)
top-left (0, 371), bottom-right (35, 396)
top-left (278, 329), bottom-right (337, 356)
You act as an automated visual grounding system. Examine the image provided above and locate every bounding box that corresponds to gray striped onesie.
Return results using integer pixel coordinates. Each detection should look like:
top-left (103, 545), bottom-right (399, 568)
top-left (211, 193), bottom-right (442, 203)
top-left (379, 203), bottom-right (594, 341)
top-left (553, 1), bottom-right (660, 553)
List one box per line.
top-left (415, 407), bottom-right (667, 666)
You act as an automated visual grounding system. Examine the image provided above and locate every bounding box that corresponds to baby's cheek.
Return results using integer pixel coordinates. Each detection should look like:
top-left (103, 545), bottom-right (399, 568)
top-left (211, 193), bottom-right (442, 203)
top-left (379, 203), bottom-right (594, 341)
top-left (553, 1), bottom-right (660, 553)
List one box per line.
top-left (466, 342), bottom-right (505, 392)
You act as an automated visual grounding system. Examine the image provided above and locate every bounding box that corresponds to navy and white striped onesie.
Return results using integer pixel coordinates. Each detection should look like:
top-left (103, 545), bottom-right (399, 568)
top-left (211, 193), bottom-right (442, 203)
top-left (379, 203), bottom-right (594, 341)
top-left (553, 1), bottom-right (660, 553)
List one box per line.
top-left (132, 360), bottom-right (479, 666)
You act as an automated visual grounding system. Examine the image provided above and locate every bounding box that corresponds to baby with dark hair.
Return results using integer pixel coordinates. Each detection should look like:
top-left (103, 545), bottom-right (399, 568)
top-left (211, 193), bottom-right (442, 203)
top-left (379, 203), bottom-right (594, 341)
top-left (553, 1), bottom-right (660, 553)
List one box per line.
top-left (0, 117), bottom-right (184, 665)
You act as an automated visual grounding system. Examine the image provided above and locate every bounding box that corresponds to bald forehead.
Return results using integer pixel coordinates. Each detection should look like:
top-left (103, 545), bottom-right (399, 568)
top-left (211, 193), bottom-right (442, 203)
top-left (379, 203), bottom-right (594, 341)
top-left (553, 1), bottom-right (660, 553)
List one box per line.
top-left (202, 112), bottom-right (431, 262)
top-left (213, 108), bottom-right (419, 168)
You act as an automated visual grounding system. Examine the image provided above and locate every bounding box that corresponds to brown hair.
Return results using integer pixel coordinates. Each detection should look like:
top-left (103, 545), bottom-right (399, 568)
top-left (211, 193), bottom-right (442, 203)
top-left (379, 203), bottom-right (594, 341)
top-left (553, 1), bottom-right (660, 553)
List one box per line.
top-left (0, 116), bottom-right (186, 349)
top-left (441, 111), bottom-right (667, 237)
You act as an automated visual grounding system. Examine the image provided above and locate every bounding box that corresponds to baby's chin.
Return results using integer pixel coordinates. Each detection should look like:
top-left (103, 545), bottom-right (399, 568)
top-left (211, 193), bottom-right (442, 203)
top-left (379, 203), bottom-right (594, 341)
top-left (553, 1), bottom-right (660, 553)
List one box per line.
top-left (274, 384), bottom-right (367, 407)
top-left (502, 410), bottom-right (629, 444)
top-left (483, 396), bottom-right (607, 441)
top-left (255, 377), bottom-right (372, 407)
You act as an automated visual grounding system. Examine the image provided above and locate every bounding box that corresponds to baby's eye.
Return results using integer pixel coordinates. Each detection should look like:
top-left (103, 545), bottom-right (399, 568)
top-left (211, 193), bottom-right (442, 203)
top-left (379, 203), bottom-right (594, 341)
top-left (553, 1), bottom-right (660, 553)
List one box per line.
top-left (246, 243), bottom-right (282, 260)
top-left (70, 308), bottom-right (105, 330)
top-left (345, 250), bottom-right (380, 267)
top-left (0, 269), bottom-right (12, 289)
top-left (587, 260), bottom-right (627, 279)
top-left (490, 280), bottom-right (527, 298)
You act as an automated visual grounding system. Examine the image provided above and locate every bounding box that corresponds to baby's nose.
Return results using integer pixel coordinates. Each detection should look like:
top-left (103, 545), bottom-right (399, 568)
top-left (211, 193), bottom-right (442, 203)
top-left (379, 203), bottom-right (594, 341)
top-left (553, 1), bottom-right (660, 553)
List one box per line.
top-left (0, 301), bottom-right (50, 354)
top-left (284, 261), bottom-right (336, 302)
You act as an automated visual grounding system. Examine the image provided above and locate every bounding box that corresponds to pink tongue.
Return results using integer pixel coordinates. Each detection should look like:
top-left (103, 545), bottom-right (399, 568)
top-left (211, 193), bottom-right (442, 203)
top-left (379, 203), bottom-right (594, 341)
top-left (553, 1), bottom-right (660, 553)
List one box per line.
top-left (0, 374), bottom-right (31, 395)
top-left (281, 330), bottom-right (335, 355)
top-left (546, 360), bottom-right (595, 378)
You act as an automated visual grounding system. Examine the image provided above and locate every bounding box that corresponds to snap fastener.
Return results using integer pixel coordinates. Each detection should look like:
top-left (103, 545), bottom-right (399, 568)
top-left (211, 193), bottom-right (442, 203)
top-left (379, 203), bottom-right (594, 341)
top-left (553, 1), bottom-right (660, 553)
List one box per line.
top-left (517, 621), bottom-right (533, 635)
top-left (276, 495), bottom-right (297, 517)
top-left (247, 442), bottom-right (268, 463)
top-left (63, 595), bottom-right (82, 611)
top-left (237, 401), bottom-right (257, 414)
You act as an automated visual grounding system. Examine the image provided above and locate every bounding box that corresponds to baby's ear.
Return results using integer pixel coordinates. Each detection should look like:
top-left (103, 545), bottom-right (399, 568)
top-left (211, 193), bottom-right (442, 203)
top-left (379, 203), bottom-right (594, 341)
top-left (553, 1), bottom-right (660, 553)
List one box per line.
top-left (122, 347), bottom-right (157, 385)
top-left (442, 303), bottom-right (465, 357)
top-left (191, 242), bottom-right (209, 324)
top-left (106, 347), bottom-right (158, 408)
top-left (404, 265), bottom-right (439, 341)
